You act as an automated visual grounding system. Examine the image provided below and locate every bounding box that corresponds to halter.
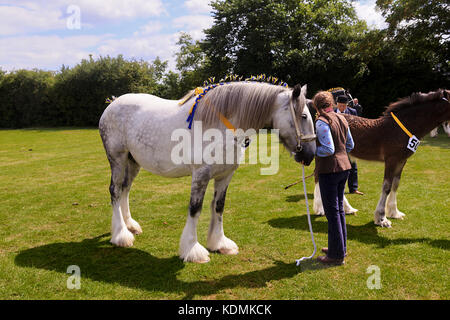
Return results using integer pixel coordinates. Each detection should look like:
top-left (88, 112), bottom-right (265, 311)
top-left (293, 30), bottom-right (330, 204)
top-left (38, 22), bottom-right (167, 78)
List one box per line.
top-left (288, 98), bottom-right (316, 152)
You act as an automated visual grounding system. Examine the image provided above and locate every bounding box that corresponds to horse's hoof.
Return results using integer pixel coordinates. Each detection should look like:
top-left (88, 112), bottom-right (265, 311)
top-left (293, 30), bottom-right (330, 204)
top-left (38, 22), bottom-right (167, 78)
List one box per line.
top-left (387, 211), bottom-right (405, 220)
top-left (375, 218), bottom-right (392, 228)
top-left (126, 219), bottom-right (143, 235)
top-left (111, 229), bottom-right (135, 247)
top-left (345, 208), bottom-right (358, 215)
top-left (180, 242), bottom-right (210, 263)
top-left (219, 247), bottom-right (239, 255)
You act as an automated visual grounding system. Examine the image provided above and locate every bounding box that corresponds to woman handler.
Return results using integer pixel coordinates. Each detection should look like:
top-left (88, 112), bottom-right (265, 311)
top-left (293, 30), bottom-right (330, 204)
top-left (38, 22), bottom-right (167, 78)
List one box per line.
top-left (313, 91), bottom-right (354, 265)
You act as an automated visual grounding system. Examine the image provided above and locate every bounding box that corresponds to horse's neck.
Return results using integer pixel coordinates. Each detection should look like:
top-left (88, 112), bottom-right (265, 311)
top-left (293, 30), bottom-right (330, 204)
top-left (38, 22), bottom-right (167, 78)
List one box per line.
top-left (397, 103), bottom-right (448, 139)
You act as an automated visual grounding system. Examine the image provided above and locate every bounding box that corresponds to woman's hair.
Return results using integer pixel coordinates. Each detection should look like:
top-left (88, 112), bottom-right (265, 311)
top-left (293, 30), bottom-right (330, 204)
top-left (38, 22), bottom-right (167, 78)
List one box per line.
top-left (313, 91), bottom-right (335, 124)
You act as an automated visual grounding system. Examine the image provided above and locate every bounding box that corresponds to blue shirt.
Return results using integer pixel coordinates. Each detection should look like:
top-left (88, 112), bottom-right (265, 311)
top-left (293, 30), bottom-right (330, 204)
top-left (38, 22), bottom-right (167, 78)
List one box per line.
top-left (316, 120), bottom-right (354, 157)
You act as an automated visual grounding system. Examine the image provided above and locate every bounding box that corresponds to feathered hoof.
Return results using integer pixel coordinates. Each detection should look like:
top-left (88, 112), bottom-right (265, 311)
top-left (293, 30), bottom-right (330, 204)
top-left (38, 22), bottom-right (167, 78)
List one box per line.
top-left (375, 217), bottom-right (392, 228)
top-left (111, 228), bottom-right (135, 247)
top-left (387, 210), bottom-right (405, 220)
top-left (219, 247), bottom-right (239, 255)
top-left (180, 242), bottom-right (210, 263)
top-left (126, 218), bottom-right (143, 235)
top-left (345, 208), bottom-right (358, 215)
top-left (208, 236), bottom-right (239, 255)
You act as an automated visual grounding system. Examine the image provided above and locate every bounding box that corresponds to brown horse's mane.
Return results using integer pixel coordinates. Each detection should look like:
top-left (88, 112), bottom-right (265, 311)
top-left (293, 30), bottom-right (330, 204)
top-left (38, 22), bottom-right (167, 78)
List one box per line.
top-left (383, 89), bottom-right (444, 116)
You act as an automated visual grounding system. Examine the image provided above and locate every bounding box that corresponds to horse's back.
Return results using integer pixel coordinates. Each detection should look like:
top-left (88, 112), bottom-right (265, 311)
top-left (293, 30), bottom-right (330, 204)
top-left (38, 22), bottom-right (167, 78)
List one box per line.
top-left (101, 93), bottom-right (179, 119)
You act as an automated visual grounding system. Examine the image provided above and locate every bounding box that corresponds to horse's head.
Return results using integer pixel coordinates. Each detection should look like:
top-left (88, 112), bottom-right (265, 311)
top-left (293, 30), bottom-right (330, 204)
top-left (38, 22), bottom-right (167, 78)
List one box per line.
top-left (272, 84), bottom-right (316, 166)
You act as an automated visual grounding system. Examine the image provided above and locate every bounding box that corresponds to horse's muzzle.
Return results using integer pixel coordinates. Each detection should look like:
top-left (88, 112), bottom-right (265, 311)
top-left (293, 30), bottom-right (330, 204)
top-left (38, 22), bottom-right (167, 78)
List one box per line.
top-left (294, 143), bottom-right (316, 166)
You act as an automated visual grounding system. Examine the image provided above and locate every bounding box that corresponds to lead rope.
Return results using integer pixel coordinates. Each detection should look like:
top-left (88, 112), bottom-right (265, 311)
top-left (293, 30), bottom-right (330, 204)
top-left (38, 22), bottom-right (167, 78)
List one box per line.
top-left (295, 165), bottom-right (316, 266)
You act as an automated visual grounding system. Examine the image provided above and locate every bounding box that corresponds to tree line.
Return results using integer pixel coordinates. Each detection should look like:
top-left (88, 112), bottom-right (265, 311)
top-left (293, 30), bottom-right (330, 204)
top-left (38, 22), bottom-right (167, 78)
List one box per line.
top-left (0, 0), bottom-right (448, 128)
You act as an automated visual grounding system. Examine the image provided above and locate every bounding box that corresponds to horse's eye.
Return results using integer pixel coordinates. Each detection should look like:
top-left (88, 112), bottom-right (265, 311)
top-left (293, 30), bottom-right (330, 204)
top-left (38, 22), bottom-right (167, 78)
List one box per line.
top-left (302, 114), bottom-right (307, 119)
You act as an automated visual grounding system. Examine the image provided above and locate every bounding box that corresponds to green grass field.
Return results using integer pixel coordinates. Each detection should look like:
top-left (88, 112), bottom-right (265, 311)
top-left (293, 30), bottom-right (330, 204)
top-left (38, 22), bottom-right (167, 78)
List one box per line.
top-left (0, 128), bottom-right (448, 300)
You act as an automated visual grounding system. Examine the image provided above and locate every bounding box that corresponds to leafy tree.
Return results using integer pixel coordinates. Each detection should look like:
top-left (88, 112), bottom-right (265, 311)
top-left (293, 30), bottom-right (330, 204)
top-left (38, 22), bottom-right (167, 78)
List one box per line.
top-left (203, 0), bottom-right (368, 94)
top-left (160, 33), bottom-right (211, 99)
top-left (376, 0), bottom-right (449, 71)
top-left (0, 69), bottom-right (55, 127)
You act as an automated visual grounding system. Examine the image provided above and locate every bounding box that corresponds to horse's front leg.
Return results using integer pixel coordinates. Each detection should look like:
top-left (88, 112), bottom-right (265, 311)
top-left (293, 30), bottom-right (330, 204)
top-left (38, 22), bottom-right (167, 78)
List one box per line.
top-left (179, 167), bottom-right (211, 263)
top-left (207, 171), bottom-right (239, 255)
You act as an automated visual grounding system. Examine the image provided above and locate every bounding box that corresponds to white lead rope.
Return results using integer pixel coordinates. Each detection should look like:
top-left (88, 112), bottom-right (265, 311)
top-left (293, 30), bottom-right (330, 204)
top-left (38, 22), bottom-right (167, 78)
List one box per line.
top-left (295, 165), bottom-right (317, 266)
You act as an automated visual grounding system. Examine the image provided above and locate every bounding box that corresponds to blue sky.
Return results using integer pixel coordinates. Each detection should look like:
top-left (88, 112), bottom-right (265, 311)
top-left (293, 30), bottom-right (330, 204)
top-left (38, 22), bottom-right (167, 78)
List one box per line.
top-left (0, 0), bottom-right (386, 72)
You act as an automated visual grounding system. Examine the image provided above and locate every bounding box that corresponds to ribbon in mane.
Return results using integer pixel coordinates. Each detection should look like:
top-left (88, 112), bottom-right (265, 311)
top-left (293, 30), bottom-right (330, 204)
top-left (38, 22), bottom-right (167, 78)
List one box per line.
top-left (185, 74), bottom-right (289, 130)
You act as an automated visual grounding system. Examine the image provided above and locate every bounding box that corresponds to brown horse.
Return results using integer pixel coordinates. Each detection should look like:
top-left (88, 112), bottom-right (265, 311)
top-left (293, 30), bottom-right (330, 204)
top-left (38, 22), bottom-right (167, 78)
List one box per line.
top-left (313, 89), bottom-right (450, 227)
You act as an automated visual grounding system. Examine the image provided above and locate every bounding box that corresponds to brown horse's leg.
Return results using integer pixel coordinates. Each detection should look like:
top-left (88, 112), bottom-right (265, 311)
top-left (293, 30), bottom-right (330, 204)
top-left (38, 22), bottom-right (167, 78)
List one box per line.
top-left (374, 178), bottom-right (393, 227)
top-left (374, 158), bottom-right (401, 227)
top-left (385, 160), bottom-right (407, 219)
top-left (375, 158), bottom-right (407, 227)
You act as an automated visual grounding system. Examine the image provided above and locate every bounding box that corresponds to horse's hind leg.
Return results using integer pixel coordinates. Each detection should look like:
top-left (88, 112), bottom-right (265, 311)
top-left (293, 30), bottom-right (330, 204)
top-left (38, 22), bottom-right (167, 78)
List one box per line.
top-left (385, 177), bottom-right (405, 219)
top-left (207, 171), bottom-right (239, 255)
top-left (179, 167), bottom-right (211, 263)
top-left (120, 154), bottom-right (142, 234)
top-left (386, 160), bottom-right (406, 220)
top-left (374, 178), bottom-right (392, 228)
top-left (374, 158), bottom-right (405, 227)
top-left (108, 151), bottom-right (135, 247)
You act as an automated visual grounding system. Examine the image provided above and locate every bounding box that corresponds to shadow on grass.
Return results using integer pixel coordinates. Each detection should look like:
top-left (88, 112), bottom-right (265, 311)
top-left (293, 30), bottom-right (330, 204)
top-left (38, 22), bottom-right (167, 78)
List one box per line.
top-left (268, 215), bottom-right (450, 250)
top-left (285, 194), bottom-right (314, 202)
top-left (15, 233), bottom-right (305, 299)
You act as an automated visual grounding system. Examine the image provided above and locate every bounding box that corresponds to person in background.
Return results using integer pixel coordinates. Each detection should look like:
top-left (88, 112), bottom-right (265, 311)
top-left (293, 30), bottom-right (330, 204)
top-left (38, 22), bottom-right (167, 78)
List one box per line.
top-left (352, 98), bottom-right (363, 116)
top-left (335, 95), bottom-right (364, 195)
top-left (335, 95), bottom-right (357, 115)
top-left (313, 91), bottom-right (354, 265)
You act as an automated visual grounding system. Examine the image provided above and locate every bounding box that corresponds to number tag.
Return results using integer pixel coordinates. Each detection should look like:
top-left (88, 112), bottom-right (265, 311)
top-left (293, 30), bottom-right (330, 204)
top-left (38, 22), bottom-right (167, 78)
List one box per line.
top-left (407, 135), bottom-right (420, 152)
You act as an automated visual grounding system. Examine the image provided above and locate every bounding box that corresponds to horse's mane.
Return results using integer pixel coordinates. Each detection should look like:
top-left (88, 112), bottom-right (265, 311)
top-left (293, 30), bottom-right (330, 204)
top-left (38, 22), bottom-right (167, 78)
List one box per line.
top-left (191, 81), bottom-right (291, 129)
top-left (383, 89), bottom-right (444, 116)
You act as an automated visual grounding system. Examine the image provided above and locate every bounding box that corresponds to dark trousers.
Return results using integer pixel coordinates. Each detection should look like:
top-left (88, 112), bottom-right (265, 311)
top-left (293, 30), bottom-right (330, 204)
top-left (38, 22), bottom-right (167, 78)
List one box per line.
top-left (348, 160), bottom-right (358, 193)
top-left (318, 170), bottom-right (350, 259)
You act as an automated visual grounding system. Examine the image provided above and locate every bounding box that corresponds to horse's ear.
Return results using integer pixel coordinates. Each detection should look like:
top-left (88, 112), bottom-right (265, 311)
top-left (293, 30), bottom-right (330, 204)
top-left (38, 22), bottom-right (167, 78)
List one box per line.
top-left (292, 84), bottom-right (301, 99)
top-left (301, 84), bottom-right (307, 97)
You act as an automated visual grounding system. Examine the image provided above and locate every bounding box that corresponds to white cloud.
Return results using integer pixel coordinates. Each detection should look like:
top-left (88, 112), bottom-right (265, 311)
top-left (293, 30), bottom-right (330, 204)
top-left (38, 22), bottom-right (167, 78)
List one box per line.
top-left (0, 35), bottom-right (107, 71)
top-left (172, 14), bottom-right (214, 40)
top-left (0, 0), bottom-right (166, 36)
top-left (0, 4), bottom-right (66, 36)
top-left (74, 0), bottom-right (165, 20)
top-left (184, 0), bottom-right (212, 14)
top-left (97, 33), bottom-right (180, 69)
top-left (135, 21), bottom-right (163, 36)
top-left (354, 0), bottom-right (387, 29)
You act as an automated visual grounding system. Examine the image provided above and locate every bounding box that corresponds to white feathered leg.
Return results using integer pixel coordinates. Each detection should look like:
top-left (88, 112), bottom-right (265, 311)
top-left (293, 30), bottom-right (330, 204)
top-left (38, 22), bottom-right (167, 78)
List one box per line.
top-left (207, 172), bottom-right (239, 255)
top-left (119, 159), bottom-right (142, 235)
top-left (179, 167), bottom-right (211, 263)
top-left (343, 195), bottom-right (358, 215)
top-left (385, 177), bottom-right (405, 219)
top-left (108, 152), bottom-right (135, 247)
top-left (180, 214), bottom-right (210, 263)
top-left (120, 191), bottom-right (142, 235)
top-left (111, 201), bottom-right (135, 247)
